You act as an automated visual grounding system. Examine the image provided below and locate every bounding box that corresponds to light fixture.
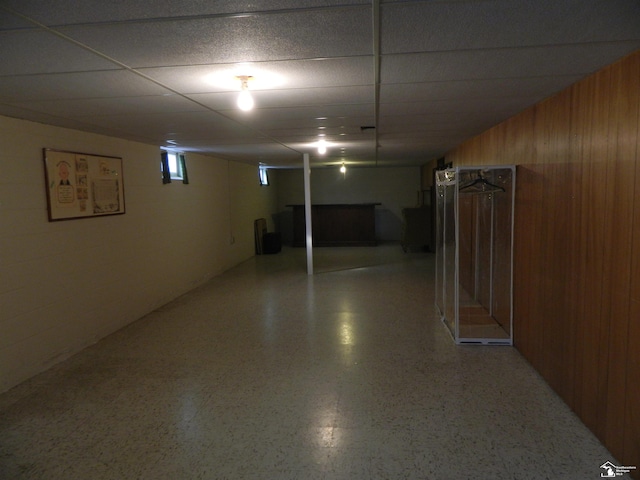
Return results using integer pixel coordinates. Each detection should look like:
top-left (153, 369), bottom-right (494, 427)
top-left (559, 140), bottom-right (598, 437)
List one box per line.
top-left (236, 75), bottom-right (254, 111)
top-left (317, 138), bottom-right (327, 155)
top-left (340, 163), bottom-right (346, 174)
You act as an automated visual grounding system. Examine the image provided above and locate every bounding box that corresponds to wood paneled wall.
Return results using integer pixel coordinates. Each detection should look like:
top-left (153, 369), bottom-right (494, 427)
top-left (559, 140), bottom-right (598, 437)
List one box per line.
top-left (446, 50), bottom-right (640, 474)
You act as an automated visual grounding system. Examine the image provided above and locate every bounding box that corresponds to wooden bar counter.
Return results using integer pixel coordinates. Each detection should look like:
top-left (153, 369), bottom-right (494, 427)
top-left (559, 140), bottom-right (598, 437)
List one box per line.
top-left (288, 203), bottom-right (380, 247)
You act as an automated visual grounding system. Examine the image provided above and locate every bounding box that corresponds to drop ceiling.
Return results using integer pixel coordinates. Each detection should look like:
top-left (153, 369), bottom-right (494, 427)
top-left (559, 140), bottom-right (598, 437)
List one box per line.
top-left (1, 1), bottom-right (639, 168)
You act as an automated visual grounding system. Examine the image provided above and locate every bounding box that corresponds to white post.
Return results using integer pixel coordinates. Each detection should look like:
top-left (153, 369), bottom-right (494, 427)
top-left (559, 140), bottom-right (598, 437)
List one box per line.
top-left (303, 153), bottom-right (313, 275)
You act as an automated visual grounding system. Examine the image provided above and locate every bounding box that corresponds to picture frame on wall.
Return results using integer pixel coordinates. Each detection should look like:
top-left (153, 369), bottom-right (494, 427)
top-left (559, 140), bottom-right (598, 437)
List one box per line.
top-left (43, 148), bottom-right (125, 221)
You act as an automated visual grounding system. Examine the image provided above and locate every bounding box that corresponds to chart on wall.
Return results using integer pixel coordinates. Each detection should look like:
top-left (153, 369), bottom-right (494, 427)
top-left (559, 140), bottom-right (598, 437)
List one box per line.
top-left (43, 148), bottom-right (125, 221)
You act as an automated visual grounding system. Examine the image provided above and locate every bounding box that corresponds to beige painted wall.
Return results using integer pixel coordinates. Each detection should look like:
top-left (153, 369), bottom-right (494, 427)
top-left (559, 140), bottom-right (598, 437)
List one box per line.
top-left (0, 116), bottom-right (278, 392)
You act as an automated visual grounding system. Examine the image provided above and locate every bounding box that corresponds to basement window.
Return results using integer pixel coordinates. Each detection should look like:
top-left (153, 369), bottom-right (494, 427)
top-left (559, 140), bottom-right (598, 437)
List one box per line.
top-left (168, 152), bottom-right (182, 179)
top-left (259, 166), bottom-right (269, 186)
top-left (161, 150), bottom-right (189, 184)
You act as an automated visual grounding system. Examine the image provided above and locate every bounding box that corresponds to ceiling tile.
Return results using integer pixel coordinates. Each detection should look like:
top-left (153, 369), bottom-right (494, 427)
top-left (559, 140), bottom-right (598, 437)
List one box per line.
top-left (139, 57), bottom-right (374, 94)
top-left (190, 85), bottom-right (373, 110)
top-left (193, 142), bottom-right (301, 164)
top-left (0, 10), bottom-right (33, 29)
top-left (7, 95), bottom-right (207, 118)
top-left (71, 111), bottom-right (259, 142)
top-left (0, 71), bottom-right (172, 102)
top-left (379, 76), bottom-right (585, 104)
top-left (381, 0), bottom-right (640, 53)
top-left (379, 96), bottom-right (543, 117)
top-left (222, 104), bottom-right (374, 124)
top-left (0, 30), bottom-right (118, 75)
top-left (56, 8), bottom-right (372, 67)
top-left (381, 43), bottom-right (640, 84)
top-left (0, 104), bottom-right (116, 133)
top-left (1, 1), bottom-right (370, 25)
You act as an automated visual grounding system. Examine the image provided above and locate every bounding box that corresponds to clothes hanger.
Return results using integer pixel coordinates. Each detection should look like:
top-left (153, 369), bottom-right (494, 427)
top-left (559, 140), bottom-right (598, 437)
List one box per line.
top-left (459, 173), bottom-right (505, 193)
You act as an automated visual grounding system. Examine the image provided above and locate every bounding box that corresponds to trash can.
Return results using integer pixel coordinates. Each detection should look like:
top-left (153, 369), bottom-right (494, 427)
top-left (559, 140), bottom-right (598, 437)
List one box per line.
top-left (262, 232), bottom-right (282, 254)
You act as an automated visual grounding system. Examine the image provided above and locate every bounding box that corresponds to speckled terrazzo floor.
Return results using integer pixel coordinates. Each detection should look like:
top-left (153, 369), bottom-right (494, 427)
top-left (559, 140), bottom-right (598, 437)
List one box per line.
top-left (0, 245), bottom-right (620, 479)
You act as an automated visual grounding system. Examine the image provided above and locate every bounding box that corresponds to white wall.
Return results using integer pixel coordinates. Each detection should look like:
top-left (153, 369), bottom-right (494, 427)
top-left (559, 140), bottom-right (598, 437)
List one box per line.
top-left (0, 116), bottom-right (277, 392)
top-left (276, 166), bottom-right (421, 243)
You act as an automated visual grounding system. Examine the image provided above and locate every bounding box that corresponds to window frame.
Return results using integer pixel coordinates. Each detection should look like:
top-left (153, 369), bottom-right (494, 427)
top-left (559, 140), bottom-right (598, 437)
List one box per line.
top-left (166, 151), bottom-right (183, 181)
top-left (258, 166), bottom-right (269, 186)
top-left (161, 150), bottom-right (189, 184)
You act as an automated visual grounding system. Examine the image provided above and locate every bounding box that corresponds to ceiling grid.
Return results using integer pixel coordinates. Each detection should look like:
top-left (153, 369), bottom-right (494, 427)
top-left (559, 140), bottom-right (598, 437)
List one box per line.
top-left (0, 0), bottom-right (638, 168)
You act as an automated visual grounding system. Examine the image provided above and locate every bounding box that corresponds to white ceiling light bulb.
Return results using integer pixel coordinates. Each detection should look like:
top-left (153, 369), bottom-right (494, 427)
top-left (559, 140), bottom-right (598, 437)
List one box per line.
top-left (317, 138), bottom-right (327, 155)
top-left (237, 75), bottom-right (254, 111)
top-left (340, 163), bottom-right (346, 173)
top-left (238, 90), bottom-right (253, 111)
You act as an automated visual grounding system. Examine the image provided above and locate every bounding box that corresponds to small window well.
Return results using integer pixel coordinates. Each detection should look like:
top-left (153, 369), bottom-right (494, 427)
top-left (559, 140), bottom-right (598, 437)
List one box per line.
top-left (161, 150), bottom-right (189, 184)
top-left (258, 166), bottom-right (269, 186)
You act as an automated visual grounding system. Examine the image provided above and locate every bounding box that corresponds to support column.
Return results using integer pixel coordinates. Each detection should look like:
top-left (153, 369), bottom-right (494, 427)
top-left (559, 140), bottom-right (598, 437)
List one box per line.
top-left (303, 153), bottom-right (313, 275)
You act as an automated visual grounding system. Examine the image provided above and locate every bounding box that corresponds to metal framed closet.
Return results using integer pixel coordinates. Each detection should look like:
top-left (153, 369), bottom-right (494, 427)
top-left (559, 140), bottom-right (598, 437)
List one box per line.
top-left (435, 166), bottom-right (516, 345)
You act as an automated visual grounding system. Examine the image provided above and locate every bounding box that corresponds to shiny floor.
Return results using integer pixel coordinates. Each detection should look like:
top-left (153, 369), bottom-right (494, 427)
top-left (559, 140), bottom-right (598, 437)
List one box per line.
top-left (0, 245), bottom-right (617, 479)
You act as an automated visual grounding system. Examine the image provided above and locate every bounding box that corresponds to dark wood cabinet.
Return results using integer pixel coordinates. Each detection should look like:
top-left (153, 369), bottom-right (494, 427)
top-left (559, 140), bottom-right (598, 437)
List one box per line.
top-left (289, 204), bottom-right (379, 247)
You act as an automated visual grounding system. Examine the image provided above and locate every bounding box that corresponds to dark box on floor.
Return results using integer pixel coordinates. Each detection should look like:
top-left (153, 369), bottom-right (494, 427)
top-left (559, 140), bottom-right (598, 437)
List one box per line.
top-left (262, 232), bottom-right (281, 254)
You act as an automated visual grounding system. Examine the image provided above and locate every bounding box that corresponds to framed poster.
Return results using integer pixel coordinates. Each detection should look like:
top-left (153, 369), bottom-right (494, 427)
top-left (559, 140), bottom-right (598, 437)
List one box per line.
top-left (43, 148), bottom-right (125, 221)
